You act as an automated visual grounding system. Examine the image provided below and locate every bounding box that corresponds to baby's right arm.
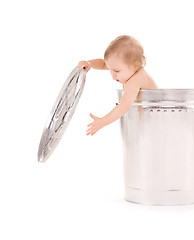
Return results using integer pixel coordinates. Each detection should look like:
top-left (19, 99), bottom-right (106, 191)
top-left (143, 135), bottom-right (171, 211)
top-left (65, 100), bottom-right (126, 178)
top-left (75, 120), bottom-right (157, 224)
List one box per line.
top-left (78, 59), bottom-right (108, 72)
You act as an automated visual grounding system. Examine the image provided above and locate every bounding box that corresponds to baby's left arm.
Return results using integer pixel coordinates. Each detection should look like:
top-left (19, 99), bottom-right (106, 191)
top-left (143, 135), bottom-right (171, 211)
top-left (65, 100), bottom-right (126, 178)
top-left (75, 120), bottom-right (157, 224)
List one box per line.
top-left (86, 74), bottom-right (141, 136)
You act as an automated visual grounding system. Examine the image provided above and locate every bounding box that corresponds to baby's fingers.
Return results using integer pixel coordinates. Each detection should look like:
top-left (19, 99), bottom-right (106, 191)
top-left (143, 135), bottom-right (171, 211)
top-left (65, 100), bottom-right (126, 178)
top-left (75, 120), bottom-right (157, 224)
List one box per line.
top-left (78, 61), bottom-right (91, 73)
top-left (86, 126), bottom-right (92, 132)
top-left (86, 128), bottom-right (92, 136)
top-left (86, 126), bottom-right (92, 134)
top-left (86, 126), bottom-right (96, 136)
top-left (86, 130), bottom-right (96, 136)
top-left (87, 122), bottom-right (93, 127)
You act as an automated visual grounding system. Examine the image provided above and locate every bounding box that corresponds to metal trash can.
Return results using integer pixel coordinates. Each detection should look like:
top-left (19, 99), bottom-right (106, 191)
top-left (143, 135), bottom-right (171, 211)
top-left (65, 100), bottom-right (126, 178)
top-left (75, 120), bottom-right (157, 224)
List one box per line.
top-left (117, 89), bottom-right (194, 205)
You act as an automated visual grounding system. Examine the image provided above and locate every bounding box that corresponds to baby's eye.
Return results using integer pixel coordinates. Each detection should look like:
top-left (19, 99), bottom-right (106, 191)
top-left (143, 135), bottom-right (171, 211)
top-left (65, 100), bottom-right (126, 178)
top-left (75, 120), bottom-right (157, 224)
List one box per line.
top-left (115, 70), bottom-right (120, 73)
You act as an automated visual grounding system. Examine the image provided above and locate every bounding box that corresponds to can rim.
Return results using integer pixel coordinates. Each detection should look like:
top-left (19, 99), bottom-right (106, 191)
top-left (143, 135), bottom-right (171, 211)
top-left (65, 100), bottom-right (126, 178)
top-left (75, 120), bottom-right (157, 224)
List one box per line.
top-left (117, 88), bottom-right (194, 105)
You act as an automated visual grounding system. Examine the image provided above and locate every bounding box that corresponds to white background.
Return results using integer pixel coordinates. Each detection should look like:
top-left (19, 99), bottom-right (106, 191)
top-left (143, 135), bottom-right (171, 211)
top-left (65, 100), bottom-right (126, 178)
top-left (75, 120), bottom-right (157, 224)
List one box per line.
top-left (1, 0), bottom-right (194, 239)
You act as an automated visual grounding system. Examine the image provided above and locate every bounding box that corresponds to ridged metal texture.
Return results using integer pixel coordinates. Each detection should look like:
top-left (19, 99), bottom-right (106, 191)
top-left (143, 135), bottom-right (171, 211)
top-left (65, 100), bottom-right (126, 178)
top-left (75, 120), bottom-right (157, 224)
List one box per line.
top-left (118, 89), bottom-right (194, 205)
top-left (38, 67), bottom-right (86, 162)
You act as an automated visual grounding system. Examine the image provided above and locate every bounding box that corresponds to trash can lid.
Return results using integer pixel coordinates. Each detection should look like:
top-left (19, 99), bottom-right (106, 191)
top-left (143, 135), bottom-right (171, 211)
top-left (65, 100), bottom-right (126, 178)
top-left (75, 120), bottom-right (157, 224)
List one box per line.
top-left (38, 67), bottom-right (86, 162)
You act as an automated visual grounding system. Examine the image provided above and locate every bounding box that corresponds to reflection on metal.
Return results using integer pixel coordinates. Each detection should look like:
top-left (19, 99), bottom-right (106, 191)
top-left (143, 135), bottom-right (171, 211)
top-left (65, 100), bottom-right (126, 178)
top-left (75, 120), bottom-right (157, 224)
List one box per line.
top-left (38, 67), bottom-right (86, 162)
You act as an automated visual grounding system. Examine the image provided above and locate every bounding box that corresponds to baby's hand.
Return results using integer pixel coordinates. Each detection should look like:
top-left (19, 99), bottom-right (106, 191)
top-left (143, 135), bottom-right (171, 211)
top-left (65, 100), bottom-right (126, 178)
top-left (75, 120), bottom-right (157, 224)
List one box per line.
top-left (78, 60), bottom-right (91, 73)
top-left (86, 113), bottom-right (105, 136)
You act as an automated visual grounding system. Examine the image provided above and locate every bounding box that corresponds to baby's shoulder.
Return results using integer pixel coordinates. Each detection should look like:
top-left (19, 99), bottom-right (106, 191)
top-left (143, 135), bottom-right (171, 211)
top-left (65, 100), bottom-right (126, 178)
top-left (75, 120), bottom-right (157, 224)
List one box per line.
top-left (139, 69), bottom-right (158, 90)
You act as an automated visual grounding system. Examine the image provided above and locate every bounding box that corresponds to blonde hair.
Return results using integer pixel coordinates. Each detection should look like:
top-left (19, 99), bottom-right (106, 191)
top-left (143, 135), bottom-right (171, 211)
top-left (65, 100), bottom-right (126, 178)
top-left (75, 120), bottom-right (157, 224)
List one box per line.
top-left (104, 35), bottom-right (146, 68)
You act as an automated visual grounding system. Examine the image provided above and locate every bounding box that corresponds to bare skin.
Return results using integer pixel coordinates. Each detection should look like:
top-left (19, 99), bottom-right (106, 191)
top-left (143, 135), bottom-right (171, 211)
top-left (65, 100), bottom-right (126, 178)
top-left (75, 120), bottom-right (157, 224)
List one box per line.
top-left (78, 56), bottom-right (158, 136)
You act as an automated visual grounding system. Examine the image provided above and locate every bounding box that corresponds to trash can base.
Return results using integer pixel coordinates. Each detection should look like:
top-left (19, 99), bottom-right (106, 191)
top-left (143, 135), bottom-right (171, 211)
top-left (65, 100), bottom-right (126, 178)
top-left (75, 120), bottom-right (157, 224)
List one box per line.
top-left (125, 188), bottom-right (194, 206)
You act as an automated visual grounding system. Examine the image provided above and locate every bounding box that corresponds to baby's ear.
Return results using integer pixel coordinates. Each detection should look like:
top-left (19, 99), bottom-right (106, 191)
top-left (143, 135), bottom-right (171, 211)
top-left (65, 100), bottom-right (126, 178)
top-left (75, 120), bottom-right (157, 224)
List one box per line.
top-left (134, 61), bottom-right (141, 71)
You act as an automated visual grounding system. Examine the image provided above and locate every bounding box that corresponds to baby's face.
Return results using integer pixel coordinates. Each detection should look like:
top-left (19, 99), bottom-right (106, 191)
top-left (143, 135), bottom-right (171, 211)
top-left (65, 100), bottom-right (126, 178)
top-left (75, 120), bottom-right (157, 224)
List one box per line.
top-left (105, 54), bottom-right (137, 84)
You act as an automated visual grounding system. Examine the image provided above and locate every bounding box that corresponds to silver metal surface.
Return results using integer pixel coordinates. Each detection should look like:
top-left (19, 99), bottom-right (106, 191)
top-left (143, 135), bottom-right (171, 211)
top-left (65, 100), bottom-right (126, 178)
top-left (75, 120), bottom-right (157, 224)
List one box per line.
top-left (118, 89), bottom-right (194, 205)
top-left (38, 67), bottom-right (86, 162)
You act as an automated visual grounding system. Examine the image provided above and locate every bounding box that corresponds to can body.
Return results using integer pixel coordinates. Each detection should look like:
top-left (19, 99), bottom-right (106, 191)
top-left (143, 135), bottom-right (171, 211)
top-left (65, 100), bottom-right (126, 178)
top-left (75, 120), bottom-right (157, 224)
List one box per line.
top-left (118, 89), bottom-right (194, 205)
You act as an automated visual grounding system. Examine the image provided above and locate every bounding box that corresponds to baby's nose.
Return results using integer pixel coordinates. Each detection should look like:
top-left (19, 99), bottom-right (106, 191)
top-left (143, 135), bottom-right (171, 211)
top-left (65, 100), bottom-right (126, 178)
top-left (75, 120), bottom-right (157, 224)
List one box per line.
top-left (110, 71), bottom-right (116, 78)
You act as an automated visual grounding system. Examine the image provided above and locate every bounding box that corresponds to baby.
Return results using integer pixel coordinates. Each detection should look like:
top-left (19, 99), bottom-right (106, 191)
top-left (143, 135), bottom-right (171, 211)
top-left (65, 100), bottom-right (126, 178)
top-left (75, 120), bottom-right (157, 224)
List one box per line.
top-left (78, 35), bottom-right (158, 136)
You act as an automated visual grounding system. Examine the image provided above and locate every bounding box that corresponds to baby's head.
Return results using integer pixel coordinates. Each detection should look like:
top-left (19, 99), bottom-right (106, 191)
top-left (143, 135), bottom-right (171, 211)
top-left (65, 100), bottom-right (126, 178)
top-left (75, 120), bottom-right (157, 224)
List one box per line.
top-left (104, 35), bottom-right (146, 83)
